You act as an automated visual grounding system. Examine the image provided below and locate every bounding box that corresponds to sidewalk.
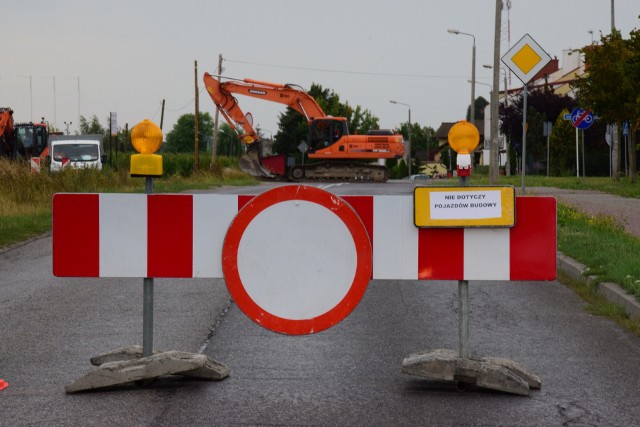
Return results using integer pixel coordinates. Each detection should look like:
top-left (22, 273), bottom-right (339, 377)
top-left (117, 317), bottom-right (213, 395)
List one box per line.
top-left (529, 186), bottom-right (640, 320)
top-left (529, 186), bottom-right (640, 238)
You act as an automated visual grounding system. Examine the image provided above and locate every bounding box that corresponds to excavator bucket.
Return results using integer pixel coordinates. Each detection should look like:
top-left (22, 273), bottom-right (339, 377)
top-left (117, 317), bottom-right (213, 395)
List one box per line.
top-left (239, 142), bottom-right (275, 179)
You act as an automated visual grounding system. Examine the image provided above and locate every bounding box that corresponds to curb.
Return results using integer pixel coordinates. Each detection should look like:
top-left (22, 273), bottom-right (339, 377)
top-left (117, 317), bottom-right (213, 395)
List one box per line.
top-left (0, 232), bottom-right (51, 255)
top-left (557, 252), bottom-right (640, 320)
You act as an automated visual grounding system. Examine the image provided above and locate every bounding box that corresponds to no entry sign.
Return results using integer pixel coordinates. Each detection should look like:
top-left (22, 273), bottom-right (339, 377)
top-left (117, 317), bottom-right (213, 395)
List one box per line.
top-left (222, 185), bottom-right (372, 335)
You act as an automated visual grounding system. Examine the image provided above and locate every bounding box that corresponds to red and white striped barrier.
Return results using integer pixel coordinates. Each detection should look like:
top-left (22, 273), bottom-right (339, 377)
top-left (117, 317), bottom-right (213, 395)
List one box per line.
top-left (30, 157), bottom-right (41, 174)
top-left (53, 188), bottom-right (556, 281)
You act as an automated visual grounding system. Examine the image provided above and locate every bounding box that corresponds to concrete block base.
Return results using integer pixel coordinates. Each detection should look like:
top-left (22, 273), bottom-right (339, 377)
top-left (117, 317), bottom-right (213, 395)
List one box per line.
top-left (402, 349), bottom-right (540, 396)
top-left (66, 346), bottom-right (229, 393)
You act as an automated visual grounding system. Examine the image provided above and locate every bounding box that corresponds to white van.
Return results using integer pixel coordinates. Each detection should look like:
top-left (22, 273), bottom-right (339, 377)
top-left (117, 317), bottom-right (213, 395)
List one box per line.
top-left (49, 135), bottom-right (104, 172)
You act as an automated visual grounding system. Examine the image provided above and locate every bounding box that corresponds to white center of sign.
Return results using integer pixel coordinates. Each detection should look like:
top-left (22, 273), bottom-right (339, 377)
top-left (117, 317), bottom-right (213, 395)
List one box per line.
top-left (236, 199), bottom-right (357, 320)
top-left (430, 190), bottom-right (502, 220)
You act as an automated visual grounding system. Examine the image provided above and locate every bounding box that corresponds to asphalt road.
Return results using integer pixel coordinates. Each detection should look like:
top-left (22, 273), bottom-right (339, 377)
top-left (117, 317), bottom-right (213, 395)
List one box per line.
top-left (1, 181), bottom-right (640, 426)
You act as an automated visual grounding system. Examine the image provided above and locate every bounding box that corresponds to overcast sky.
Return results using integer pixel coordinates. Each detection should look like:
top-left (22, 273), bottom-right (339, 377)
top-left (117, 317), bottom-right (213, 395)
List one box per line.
top-left (3, 1), bottom-right (638, 138)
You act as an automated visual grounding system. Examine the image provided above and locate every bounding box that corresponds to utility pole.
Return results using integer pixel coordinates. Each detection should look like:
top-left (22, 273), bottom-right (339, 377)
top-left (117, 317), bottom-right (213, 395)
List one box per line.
top-left (489, 0), bottom-right (502, 184)
top-left (159, 99), bottom-right (165, 131)
top-left (194, 60), bottom-right (200, 172)
top-left (611, 0), bottom-right (615, 32)
top-left (211, 54), bottom-right (223, 173)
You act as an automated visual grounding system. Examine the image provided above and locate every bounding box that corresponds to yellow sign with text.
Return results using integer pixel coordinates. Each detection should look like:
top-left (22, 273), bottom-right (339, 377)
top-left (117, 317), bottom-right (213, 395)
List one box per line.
top-left (414, 186), bottom-right (516, 228)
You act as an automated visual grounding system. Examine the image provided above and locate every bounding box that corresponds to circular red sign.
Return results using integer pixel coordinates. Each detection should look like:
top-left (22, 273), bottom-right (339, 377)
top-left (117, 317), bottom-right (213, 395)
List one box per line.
top-left (222, 185), bottom-right (372, 335)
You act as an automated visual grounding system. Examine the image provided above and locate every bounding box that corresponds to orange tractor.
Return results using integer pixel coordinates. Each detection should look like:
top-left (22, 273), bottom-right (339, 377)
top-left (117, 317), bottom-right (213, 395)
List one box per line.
top-left (203, 74), bottom-right (405, 182)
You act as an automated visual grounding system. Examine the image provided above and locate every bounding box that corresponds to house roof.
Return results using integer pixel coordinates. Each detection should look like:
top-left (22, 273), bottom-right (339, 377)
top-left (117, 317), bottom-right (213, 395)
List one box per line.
top-left (435, 120), bottom-right (484, 140)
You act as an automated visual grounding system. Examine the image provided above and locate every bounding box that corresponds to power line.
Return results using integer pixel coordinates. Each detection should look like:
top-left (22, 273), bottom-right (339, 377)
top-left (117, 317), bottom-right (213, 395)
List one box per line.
top-left (225, 58), bottom-right (467, 79)
top-left (165, 86), bottom-right (207, 112)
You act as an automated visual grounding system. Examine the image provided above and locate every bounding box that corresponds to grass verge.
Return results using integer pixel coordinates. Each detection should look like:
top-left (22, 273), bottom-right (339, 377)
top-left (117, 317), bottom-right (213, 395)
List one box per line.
top-left (0, 209), bottom-right (52, 248)
top-left (557, 203), bottom-right (640, 300)
top-left (0, 156), bottom-right (258, 249)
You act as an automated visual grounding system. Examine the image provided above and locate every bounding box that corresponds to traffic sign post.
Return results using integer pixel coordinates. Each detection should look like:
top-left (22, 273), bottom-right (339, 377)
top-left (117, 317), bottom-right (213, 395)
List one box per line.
top-left (502, 34), bottom-right (551, 194)
top-left (65, 120), bottom-right (230, 393)
top-left (404, 179), bottom-right (542, 395)
top-left (570, 108), bottom-right (594, 177)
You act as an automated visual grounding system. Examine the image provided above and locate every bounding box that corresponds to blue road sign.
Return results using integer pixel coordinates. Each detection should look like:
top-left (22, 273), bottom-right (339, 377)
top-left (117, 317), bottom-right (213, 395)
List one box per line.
top-left (571, 108), bottom-right (594, 130)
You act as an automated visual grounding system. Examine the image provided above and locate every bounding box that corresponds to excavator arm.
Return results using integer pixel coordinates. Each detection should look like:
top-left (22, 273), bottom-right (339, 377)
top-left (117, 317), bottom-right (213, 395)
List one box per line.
top-left (0, 108), bottom-right (15, 156)
top-left (203, 74), bottom-right (328, 178)
top-left (203, 74), bottom-right (326, 142)
top-left (0, 108), bottom-right (14, 139)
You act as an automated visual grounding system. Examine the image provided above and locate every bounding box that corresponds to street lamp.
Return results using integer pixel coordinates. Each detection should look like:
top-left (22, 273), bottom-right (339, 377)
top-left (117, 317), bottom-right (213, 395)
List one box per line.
top-left (389, 100), bottom-right (412, 176)
top-left (64, 121), bottom-right (72, 135)
top-left (448, 29), bottom-right (476, 125)
top-left (19, 76), bottom-right (33, 121)
top-left (42, 76), bottom-right (57, 128)
top-left (257, 126), bottom-right (274, 156)
top-left (468, 80), bottom-right (491, 90)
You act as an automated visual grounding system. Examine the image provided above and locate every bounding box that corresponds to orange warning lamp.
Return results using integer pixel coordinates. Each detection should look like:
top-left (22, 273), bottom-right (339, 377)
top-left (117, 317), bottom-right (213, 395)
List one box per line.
top-left (130, 119), bottom-right (163, 177)
top-left (448, 120), bottom-right (480, 154)
top-left (448, 120), bottom-right (479, 177)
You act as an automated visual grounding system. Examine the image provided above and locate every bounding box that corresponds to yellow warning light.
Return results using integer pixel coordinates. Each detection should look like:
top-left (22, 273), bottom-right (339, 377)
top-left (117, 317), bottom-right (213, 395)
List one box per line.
top-left (130, 119), bottom-right (163, 177)
top-left (448, 120), bottom-right (480, 154)
top-left (244, 135), bottom-right (254, 144)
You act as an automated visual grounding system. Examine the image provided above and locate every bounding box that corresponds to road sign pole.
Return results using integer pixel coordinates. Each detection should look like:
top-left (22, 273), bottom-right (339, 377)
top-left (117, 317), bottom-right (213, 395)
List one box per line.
top-left (582, 130), bottom-right (586, 178)
top-left (575, 128), bottom-right (580, 177)
top-left (458, 280), bottom-right (470, 359)
top-left (458, 175), bottom-right (470, 359)
top-left (521, 84), bottom-right (527, 194)
top-left (143, 176), bottom-right (154, 358)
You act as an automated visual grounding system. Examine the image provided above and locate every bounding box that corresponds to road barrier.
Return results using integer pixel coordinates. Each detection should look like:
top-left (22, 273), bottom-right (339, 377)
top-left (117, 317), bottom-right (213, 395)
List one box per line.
top-left (53, 184), bottom-right (556, 395)
top-left (53, 190), bottom-right (555, 281)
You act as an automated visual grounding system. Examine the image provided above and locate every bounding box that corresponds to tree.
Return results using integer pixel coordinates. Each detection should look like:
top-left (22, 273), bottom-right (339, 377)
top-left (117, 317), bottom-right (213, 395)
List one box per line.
top-left (548, 109), bottom-right (576, 176)
top-left (499, 87), bottom-right (576, 175)
top-left (395, 121), bottom-right (437, 173)
top-left (573, 29), bottom-right (637, 181)
top-left (347, 104), bottom-right (379, 135)
top-left (625, 25), bottom-right (640, 181)
top-left (467, 96), bottom-right (489, 121)
top-left (165, 112), bottom-right (214, 153)
top-left (79, 115), bottom-right (105, 134)
top-left (215, 123), bottom-right (243, 156)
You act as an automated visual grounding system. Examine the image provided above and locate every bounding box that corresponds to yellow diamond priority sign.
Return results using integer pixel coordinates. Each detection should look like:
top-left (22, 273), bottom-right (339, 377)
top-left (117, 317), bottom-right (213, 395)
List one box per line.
top-left (502, 34), bottom-right (551, 84)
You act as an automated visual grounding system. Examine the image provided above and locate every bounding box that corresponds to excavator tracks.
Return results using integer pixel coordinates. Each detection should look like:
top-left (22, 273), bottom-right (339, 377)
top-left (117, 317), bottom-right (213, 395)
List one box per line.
top-left (288, 161), bottom-right (389, 183)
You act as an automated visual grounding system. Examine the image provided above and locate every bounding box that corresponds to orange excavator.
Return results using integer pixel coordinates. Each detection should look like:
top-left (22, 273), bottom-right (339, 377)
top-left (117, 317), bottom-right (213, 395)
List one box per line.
top-left (203, 74), bottom-right (405, 182)
top-left (0, 107), bottom-right (50, 159)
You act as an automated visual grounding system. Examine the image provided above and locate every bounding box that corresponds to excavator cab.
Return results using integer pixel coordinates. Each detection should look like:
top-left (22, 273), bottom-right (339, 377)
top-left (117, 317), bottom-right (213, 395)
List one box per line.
top-left (15, 123), bottom-right (48, 158)
top-left (308, 118), bottom-right (348, 153)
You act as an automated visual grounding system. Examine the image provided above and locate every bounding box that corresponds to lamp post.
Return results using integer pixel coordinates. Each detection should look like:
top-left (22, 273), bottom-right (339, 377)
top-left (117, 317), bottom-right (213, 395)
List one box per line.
top-left (257, 126), bottom-right (274, 156)
top-left (389, 100), bottom-right (412, 176)
top-left (469, 80), bottom-right (491, 90)
top-left (42, 76), bottom-right (57, 128)
top-left (19, 76), bottom-right (33, 121)
top-left (448, 29), bottom-right (476, 125)
top-left (66, 76), bottom-right (80, 133)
